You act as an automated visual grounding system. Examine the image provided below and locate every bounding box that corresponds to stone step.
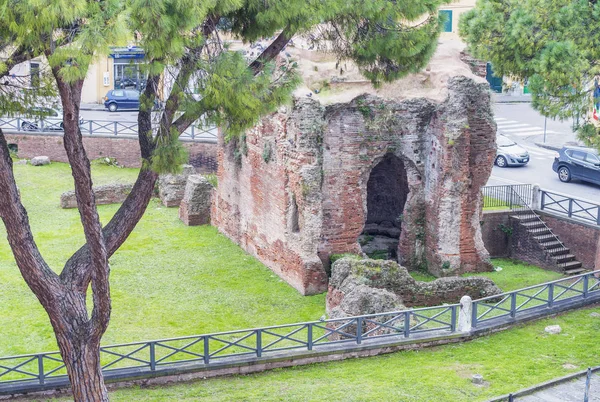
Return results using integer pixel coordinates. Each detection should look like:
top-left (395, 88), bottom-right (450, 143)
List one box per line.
top-left (521, 220), bottom-right (546, 229)
top-left (533, 232), bottom-right (554, 242)
top-left (542, 240), bottom-right (565, 250)
top-left (559, 260), bottom-right (583, 271)
top-left (511, 214), bottom-right (539, 223)
top-left (552, 254), bottom-right (576, 264)
top-left (564, 267), bottom-right (587, 275)
top-left (547, 247), bottom-right (570, 256)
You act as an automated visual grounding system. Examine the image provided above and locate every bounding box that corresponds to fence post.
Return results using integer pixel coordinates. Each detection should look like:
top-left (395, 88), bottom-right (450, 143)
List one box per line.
top-left (471, 301), bottom-right (478, 328)
top-left (203, 336), bottom-right (210, 365)
top-left (256, 329), bottom-right (262, 357)
top-left (548, 283), bottom-right (554, 308)
top-left (17, 118), bottom-right (21, 132)
top-left (89, 120), bottom-right (93, 135)
top-left (191, 125), bottom-right (195, 140)
top-left (404, 311), bottom-right (411, 338)
top-left (114, 121), bottom-right (118, 136)
top-left (541, 190), bottom-right (546, 211)
top-left (508, 186), bottom-right (514, 210)
top-left (510, 292), bottom-right (517, 319)
top-left (531, 185), bottom-right (541, 210)
top-left (450, 305), bottom-right (457, 332)
top-left (584, 275), bottom-right (589, 298)
top-left (356, 317), bottom-right (363, 344)
top-left (149, 342), bottom-right (156, 371)
top-left (584, 367), bottom-right (592, 402)
top-left (568, 199), bottom-right (574, 218)
top-left (37, 354), bottom-right (44, 385)
top-left (458, 296), bottom-right (472, 332)
top-left (307, 323), bottom-right (313, 351)
top-left (597, 206), bottom-right (600, 226)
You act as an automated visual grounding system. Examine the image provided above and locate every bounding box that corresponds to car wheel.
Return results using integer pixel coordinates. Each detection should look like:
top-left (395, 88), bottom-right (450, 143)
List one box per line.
top-left (495, 155), bottom-right (508, 168)
top-left (558, 166), bottom-right (572, 183)
top-left (21, 121), bottom-right (35, 131)
top-left (59, 122), bottom-right (64, 130)
top-left (108, 103), bottom-right (118, 112)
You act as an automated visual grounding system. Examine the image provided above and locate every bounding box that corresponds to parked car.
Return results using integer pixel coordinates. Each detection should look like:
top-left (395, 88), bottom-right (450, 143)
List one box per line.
top-left (20, 107), bottom-right (83, 131)
top-left (103, 89), bottom-right (140, 112)
top-left (552, 146), bottom-right (600, 185)
top-left (495, 135), bottom-right (530, 167)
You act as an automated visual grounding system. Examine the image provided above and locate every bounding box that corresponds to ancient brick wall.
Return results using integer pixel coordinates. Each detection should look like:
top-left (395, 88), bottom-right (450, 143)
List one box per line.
top-left (213, 76), bottom-right (496, 295)
top-left (480, 211), bottom-right (511, 258)
top-left (538, 212), bottom-right (600, 270)
top-left (4, 133), bottom-right (217, 172)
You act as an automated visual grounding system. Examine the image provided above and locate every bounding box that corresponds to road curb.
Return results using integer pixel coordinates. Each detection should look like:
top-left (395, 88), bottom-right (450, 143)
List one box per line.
top-left (534, 142), bottom-right (561, 152)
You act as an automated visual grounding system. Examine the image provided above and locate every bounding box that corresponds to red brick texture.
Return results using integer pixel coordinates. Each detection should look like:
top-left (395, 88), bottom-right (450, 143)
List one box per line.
top-left (5, 133), bottom-right (217, 172)
top-left (212, 77), bottom-right (496, 295)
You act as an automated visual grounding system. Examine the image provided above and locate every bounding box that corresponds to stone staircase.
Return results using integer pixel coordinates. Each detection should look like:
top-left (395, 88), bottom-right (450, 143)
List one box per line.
top-left (511, 212), bottom-right (585, 275)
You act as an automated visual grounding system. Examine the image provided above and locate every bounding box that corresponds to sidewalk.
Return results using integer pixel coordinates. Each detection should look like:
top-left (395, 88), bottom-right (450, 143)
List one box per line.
top-left (493, 93), bottom-right (533, 104)
top-left (81, 103), bottom-right (105, 111)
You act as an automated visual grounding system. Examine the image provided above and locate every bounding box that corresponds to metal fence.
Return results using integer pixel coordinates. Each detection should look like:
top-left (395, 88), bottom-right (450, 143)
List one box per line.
top-left (1, 271), bottom-right (599, 392)
top-left (540, 190), bottom-right (600, 226)
top-left (0, 116), bottom-right (217, 143)
top-left (482, 184), bottom-right (533, 210)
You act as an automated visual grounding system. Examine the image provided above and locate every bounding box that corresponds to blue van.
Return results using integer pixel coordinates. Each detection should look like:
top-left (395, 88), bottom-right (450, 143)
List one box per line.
top-left (103, 89), bottom-right (140, 112)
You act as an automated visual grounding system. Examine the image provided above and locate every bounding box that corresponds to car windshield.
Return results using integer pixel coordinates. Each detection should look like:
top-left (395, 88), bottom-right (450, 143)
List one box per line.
top-left (497, 136), bottom-right (516, 147)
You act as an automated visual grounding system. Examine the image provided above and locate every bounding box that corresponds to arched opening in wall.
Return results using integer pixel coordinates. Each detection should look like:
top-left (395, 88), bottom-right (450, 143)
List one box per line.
top-left (360, 153), bottom-right (409, 260)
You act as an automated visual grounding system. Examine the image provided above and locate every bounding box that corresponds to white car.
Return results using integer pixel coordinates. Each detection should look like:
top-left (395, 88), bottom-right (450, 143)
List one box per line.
top-left (20, 107), bottom-right (83, 131)
top-left (495, 135), bottom-right (530, 167)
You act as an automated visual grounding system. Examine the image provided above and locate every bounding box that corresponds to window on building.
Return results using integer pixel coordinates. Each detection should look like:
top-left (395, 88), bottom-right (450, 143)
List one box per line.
top-left (439, 10), bottom-right (453, 33)
top-left (30, 62), bottom-right (40, 87)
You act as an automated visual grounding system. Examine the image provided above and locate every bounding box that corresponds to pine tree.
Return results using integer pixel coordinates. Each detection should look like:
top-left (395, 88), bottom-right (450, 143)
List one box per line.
top-left (0, 1), bottom-right (451, 400)
top-left (459, 0), bottom-right (600, 150)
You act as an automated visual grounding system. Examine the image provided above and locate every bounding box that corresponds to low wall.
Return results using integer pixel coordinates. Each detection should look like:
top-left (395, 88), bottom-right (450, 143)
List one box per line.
top-left (481, 211), bottom-right (511, 258)
top-left (539, 212), bottom-right (600, 270)
top-left (4, 133), bottom-right (218, 173)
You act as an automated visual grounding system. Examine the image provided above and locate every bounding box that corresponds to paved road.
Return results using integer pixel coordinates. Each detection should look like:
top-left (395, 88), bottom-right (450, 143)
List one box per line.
top-left (487, 105), bottom-right (600, 202)
top-left (80, 109), bottom-right (138, 122)
top-left (517, 372), bottom-right (600, 401)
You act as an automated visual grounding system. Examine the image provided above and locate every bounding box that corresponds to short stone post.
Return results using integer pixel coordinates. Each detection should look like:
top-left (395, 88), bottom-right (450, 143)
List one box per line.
top-left (531, 184), bottom-right (541, 210)
top-left (179, 175), bottom-right (213, 226)
top-left (458, 295), bottom-right (472, 332)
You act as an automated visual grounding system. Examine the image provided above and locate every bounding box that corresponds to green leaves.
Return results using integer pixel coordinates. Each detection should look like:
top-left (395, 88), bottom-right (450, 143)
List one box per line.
top-left (460, 0), bottom-right (600, 120)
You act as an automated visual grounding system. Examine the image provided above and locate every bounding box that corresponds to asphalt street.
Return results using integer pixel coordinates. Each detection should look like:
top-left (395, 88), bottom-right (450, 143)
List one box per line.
top-left (487, 103), bottom-right (600, 203)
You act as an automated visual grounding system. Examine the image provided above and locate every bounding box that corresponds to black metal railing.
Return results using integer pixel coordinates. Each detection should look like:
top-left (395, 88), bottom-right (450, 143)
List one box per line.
top-left (0, 117), bottom-right (217, 143)
top-left (482, 184), bottom-right (533, 210)
top-left (1, 271), bottom-right (599, 392)
top-left (541, 190), bottom-right (600, 226)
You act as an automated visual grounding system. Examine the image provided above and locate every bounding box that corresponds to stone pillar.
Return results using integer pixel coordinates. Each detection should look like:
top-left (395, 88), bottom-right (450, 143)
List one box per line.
top-left (531, 184), bottom-right (542, 210)
top-left (179, 175), bottom-right (213, 226)
top-left (158, 164), bottom-right (196, 207)
top-left (458, 295), bottom-right (472, 332)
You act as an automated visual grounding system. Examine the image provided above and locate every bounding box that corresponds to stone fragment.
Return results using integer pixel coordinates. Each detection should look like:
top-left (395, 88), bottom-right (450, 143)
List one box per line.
top-left (562, 363), bottom-right (578, 370)
top-left (60, 183), bottom-right (133, 209)
top-left (30, 156), bottom-right (50, 166)
top-left (590, 312), bottom-right (600, 318)
top-left (179, 175), bottom-right (213, 226)
top-left (545, 325), bottom-right (562, 335)
top-left (327, 258), bottom-right (502, 313)
top-left (158, 165), bottom-right (196, 207)
top-left (472, 374), bottom-right (484, 385)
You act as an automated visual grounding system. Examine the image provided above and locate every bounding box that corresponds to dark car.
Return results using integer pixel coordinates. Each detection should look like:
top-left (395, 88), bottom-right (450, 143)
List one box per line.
top-left (103, 89), bottom-right (140, 112)
top-left (552, 146), bottom-right (600, 185)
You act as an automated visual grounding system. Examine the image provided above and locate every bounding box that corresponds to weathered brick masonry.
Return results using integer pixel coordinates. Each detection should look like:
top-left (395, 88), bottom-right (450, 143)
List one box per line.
top-left (4, 133), bottom-right (217, 172)
top-left (481, 210), bottom-right (600, 270)
top-left (212, 77), bottom-right (496, 295)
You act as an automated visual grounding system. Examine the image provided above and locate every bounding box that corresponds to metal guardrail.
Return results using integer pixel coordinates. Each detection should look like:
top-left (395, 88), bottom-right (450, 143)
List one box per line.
top-left (0, 116), bottom-right (218, 143)
top-left (541, 190), bottom-right (600, 226)
top-left (482, 184), bottom-right (533, 210)
top-left (1, 271), bottom-right (599, 392)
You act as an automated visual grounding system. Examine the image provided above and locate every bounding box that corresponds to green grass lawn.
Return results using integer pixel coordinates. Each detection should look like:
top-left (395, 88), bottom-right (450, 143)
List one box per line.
top-left (36, 305), bottom-right (600, 402)
top-left (0, 163), bottom-right (325, 356)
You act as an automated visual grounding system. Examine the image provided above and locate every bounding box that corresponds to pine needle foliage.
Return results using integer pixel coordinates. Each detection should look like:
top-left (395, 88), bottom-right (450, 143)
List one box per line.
top-left (459, 0), bottom-right (600, 152)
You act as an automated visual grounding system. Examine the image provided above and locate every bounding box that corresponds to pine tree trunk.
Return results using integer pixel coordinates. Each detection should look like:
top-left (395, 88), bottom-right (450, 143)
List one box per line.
top-left (55, 331), bottom-right (109, 402)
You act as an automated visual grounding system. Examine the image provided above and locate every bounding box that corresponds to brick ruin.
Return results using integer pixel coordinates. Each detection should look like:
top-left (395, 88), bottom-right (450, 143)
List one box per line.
top-left (212, 76), bottom-right (496, 295)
